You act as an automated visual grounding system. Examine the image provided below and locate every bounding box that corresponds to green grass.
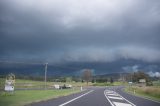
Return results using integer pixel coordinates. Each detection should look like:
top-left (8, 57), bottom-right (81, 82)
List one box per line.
top-left (0, 78), bottom-right (84, 106)
top-left (0, 78), bottom-right (92, 90)
top-left (153, 80), bottom-right (160, 86)
top-left (93, 82), bottom-right (113, 86)
top-left (125, 86), bottom-right (160, 102)
top-left (0, 89), bottom-right (80, 106)
top-left (113, 81), bottom-right (128, 86)
top-left (93, 81), bottom-right (127, 86)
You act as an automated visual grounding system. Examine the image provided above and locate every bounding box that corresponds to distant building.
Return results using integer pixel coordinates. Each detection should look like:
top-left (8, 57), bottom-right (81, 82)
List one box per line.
top-left (138, 79), bottom-right (146, 87)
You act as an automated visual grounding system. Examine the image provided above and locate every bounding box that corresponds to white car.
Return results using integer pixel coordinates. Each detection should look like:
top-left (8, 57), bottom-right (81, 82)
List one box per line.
top-left (66, 84), bottom-right (72, 88)
top-left (54, 84), bottom-right (60, 89)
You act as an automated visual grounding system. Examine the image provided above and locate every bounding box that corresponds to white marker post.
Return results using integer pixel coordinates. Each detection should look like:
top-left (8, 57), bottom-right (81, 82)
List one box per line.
top-left (81, 86), bottom-right (83, 91)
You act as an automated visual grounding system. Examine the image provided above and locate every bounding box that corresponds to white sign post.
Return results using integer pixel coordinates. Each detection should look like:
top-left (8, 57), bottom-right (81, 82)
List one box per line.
top-left (5, 85), bottom-right (14, 91)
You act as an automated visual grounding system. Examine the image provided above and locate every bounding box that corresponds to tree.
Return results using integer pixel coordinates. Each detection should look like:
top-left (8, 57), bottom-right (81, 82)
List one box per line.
top-left (132, 71), bottom-right (149, 83)
top-left (110, 77), bottom-right (114, 83)
top-left (91, 79), bottom-right (95, 83)
top-left (96, 78), bottom-right (108, 83)
top-left (82, 69), bottom-right (92, 85)
top-left (130, 71), bottom-right (153, 86)
top-left (66, 77), bottom-right (72, 82)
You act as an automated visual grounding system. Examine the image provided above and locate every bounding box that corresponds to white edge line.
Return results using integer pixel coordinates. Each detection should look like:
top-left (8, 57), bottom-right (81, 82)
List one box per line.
top-left (59, 90), bottom-right (94, 106)
top-left (104, 90), bottom-right (114, 106)
top-left (116, 92), bottom-right (136, 106)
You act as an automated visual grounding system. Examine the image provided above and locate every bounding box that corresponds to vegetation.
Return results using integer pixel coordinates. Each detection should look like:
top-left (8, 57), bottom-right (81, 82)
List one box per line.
top-left (0, 89), bottom-right (80, 106)
top-left (0, 78), bottom-right (93, 90)
top-left (125, 86), bottom-right (160, 101)
top-left (128, 71), bottom-right (153, 85)
top-left (0, 78), bottom-right (92, 106)
top-left (0, 78), bottom-right (84, 106)
top-left (93, 81), bottom-right (125, 86)
top-left (82, 69), bottom-right (92, 85)
top-left (0, 75), bottom-right (84, 83)
top-left (153, 81), bottom-right (160, 86)
top-left (93, 82), bottom-right (113, 86)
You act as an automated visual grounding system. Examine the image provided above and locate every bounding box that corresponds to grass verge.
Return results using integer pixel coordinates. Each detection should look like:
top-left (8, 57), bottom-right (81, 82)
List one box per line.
top-left (93, 81), bottom-right (127, 86)
top-left (0, 89), bottom-right (80, 106)
top-left (0, 78), bottom-right (92, 90)
top-left (124, 86), bottom-right (160, 102)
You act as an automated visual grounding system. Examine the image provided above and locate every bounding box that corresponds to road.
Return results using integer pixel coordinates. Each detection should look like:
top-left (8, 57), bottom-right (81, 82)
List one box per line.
top-left (29, 86), bottom-right (160, 106)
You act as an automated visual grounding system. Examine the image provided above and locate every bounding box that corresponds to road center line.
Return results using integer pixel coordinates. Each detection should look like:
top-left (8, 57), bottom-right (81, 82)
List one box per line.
top-left (59, 90), bottom-right (94, 106)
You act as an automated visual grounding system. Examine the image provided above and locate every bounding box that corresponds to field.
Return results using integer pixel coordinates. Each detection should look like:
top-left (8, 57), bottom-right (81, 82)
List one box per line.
top-left (0, 89), bottom-right (80, 106)
top-left (0, 78), bottom-right (88, 106)
top-left (93, 81), bottom-right (127, 86)
top-left (153, 80), bottom-right (160, 86)
top-left (0, 78), bottom-right (92, 90)
top-left (125, 83), bottom-right (160, 101)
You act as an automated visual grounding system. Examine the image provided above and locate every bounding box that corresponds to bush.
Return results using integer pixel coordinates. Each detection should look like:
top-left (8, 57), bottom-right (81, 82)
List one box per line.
top-left (146, 82), bottom-right (153, 86)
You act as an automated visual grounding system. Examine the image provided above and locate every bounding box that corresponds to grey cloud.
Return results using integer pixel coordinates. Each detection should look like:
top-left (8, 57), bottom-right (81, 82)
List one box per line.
top-left (59, 46), bottom-right (160, 63)
top-left (0, 0), bottom-right (160, 64)
top-left (122, 65), bottom-right (139, 72)
top-left (122, 64), bottom-right (160, 74)
top-left (148, 71), bottom-right (160, 77)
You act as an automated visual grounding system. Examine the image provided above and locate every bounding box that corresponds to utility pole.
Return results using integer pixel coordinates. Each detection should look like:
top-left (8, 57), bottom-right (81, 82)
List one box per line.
top-left (44, 63), bottom-right (48, 90)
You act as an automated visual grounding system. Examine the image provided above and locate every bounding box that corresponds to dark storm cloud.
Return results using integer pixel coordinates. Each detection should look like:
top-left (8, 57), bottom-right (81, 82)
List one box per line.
top-left (0, 0), bottom-right (160, 64)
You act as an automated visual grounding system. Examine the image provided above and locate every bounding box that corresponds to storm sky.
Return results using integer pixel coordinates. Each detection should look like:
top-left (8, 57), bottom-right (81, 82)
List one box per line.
top-left (0, 0), bottom-right (160, 75)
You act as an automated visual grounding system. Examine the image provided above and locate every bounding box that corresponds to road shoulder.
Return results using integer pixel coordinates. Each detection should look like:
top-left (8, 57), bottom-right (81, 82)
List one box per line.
top-left (123, 87), bottom-right (160, 104)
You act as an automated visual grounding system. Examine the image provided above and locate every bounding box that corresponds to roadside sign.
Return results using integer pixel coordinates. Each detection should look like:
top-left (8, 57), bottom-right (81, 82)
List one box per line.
top-left (5, 85), bottom-right (14, 91)
top-left (4, 73), bottom-right (15, 92)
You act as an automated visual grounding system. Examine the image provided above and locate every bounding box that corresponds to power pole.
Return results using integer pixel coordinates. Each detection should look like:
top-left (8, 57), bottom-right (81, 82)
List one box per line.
top-left (44, 63), bottom-right (48, 90)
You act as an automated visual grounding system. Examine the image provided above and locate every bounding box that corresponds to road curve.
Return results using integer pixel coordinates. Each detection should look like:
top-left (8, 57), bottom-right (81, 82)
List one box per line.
top-left (28, 86), bottom-right (160, 106)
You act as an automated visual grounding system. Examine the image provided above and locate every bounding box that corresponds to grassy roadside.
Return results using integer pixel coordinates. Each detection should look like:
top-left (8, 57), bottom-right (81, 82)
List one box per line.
top-left (0, 78), bottom-right (92, 90)
top-left (0, 89), bottom-right (80, 106)
top-left (124, 86), bottom-right (160, 102)
top-left (93, 81), bottom-right (127, 86)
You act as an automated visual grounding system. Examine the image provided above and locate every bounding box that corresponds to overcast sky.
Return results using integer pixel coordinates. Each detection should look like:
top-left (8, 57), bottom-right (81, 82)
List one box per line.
top-left (0, 0), bottom-right (160, 74)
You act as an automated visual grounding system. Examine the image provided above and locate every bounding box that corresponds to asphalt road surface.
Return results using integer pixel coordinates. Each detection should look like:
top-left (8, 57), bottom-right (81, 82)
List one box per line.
top-left (29, 86), bottom-right (160, 106)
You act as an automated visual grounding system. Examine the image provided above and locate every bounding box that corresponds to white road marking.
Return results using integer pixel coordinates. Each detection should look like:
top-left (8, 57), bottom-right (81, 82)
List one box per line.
top-left (59, 90), bottom-right (94, 106)
top-left (104, 89), bottom-right (136, 106)
top-left (107, 93), bottom-right (119, 96)
top-left (113, 102), bottom-right (133, 106)
top-left (117, 92), bottom-right (136, 106)
top-left (108, 96), bottom-right (123, 100)
top-left (104, 90), bottom-right (114, 106)
top-left (106, 91), bottom-right (114, 94)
